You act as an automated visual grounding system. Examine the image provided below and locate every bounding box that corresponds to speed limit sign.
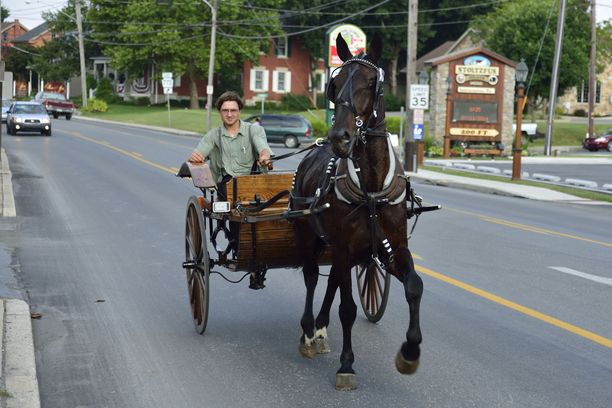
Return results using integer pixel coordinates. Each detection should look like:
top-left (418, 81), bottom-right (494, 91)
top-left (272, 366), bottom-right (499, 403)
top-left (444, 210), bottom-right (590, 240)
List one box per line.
top-left (409, 84), bottom-right (429, 110)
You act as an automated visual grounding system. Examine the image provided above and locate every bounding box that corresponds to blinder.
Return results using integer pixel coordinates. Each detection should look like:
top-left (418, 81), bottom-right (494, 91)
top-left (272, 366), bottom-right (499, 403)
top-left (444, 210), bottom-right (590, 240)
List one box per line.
top-left (325, 58), bottom-right (385, 106)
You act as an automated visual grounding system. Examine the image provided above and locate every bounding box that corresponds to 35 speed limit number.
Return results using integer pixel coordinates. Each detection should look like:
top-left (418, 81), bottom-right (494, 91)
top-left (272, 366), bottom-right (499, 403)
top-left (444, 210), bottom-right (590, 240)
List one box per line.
top-left (409, 84), bottom-right (429, 110)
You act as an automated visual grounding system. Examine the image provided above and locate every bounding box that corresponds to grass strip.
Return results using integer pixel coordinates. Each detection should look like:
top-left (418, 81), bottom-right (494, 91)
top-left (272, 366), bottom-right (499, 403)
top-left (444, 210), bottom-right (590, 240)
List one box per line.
top-left (421, 165), bottom-right (612, 204)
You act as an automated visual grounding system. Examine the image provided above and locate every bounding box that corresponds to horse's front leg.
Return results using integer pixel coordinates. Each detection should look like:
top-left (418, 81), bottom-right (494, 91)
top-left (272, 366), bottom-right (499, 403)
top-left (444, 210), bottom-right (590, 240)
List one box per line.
top-left (334, 262), bottom-right (358, 390)
top-left (313, 270), bottom-right (338, 354)
top-left (299, 257), bottom-right (320, 359)
top-left (393, 247), bottom-right (422, 375)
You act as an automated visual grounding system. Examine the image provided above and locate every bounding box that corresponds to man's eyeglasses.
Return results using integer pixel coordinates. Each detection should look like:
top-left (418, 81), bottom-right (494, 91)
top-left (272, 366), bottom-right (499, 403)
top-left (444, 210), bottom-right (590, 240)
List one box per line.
top-left (220, 109), bottom-right (239, 115)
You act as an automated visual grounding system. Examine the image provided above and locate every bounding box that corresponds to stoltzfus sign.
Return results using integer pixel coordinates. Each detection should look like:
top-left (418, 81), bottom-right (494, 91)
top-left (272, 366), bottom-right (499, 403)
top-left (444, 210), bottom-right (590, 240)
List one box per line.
top-left (327, 24), bottom-right (366, 67)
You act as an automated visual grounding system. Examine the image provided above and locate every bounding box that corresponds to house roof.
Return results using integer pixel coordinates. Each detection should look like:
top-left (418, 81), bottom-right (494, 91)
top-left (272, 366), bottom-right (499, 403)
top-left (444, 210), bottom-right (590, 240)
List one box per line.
top-left (401, 28), bottom-right (484, 74)
top-left (13, 22), bottom-right (49, 43)
top-left (1, 20), bottom-right (30, 34)
top-left (425, 46), bottom-right (516, 68)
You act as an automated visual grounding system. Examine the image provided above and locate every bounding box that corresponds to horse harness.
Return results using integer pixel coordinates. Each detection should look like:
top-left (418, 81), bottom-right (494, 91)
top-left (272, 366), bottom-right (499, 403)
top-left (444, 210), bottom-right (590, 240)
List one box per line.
top-left (291, 55), bottom-right (410, 269)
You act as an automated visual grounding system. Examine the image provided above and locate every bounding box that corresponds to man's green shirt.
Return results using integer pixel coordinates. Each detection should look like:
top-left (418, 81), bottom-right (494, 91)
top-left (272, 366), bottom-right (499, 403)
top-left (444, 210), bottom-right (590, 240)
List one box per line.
top-left (194, 120), bottom-right (272, 182)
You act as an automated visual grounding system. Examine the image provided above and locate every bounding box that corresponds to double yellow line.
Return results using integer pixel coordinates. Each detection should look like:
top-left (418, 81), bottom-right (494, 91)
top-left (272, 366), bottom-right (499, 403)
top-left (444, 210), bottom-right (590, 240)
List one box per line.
top-left (69, 131), bottom-right (612, 349)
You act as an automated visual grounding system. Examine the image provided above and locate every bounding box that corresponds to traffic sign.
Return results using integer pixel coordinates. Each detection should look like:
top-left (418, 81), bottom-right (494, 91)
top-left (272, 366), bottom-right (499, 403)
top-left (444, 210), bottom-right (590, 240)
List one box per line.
top-left (413, 109), bottom-right (424, 125)
top-left (163, 87), bottom-right (173, 95)
top-left (413, 124), bottom-right (424, 140)
top-left (162, 78), bottom-right (173, 88)
top-left (409, 84), bottom-right (429, 110)
top-left (162, 72), bottom-right (173, 79)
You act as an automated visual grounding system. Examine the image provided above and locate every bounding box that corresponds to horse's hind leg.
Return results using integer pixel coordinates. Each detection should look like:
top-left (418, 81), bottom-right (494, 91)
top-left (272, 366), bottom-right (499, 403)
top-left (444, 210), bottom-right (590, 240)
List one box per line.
top-left (335, 263), bottom-right (358, 390)
top-left (393, 247), bottom-right (422, 375)
top-left (299, 257), bottom-right (319, 359)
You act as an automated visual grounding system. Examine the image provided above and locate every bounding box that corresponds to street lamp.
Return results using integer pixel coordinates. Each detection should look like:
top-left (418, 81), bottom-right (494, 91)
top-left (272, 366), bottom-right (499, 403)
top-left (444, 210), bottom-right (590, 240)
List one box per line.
top-left (418, 70), bottom-right (429, 85)
top-left (512, 58), bottom-right (528, 181)
top-left (443, 74), bottom-right (452, 158)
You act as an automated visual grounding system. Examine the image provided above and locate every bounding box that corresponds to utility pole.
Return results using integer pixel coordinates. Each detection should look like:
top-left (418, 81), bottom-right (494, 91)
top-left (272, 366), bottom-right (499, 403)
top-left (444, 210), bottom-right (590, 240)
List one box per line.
top-left (205, 0), bottom-right (217, 132)
top-left (75, 0), bottom-right (88, 107)
top-left (403, 0), bottom-right (418, 172)
top-left (544, 0), bottom-right (567, 156)
top-left (588, 0), bottom-right (596, 139)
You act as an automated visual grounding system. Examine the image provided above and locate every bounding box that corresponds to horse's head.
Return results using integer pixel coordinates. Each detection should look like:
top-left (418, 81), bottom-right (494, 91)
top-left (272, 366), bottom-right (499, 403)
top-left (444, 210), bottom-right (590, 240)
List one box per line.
top-left (326, 32), bottom-right (384, 158)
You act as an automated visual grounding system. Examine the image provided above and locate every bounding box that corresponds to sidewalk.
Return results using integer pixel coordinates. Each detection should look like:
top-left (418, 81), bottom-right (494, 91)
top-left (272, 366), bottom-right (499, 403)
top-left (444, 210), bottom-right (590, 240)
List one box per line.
top-left (1, 148), bottom-right (41, 408)
top-left (407, 168), bottom-right (607, 204)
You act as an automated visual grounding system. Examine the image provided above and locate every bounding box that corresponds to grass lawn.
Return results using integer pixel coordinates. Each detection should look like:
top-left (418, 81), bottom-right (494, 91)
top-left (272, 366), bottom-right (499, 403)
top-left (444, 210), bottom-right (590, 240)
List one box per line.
top-left (80, 104), bottom-right (327, 135)
top-left (421, 165), bottom-right (612, 204)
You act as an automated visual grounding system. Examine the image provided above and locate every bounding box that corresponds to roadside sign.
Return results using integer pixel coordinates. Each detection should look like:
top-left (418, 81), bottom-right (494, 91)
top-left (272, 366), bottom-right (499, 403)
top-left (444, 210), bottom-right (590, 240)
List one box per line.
top-left (162, 78), bottom-right (173, 88)
top-left (163, 87), bottom-right (173, 94)
top-left (162, 72), bottom-right (173, 79)
top-left (409, 84), bottom-right (429, 110)
top-left (413, 124), bottom-right (424, 140)
top-left (206, 85), bottom-right (213, 95)
top-left (413, 109), bottom-right (424, 125)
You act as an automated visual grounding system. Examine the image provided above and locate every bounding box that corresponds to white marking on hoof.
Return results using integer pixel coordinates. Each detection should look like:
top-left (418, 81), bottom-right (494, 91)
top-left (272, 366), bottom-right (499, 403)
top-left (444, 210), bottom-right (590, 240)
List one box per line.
top-left (314, 327), bottom-right (330, 353)
top-left (299, 334), bottom-right (317, 359)
top-left (335, 373), bottom-right (358, 391)
top-left (395, 350), bottom-right (419, 375)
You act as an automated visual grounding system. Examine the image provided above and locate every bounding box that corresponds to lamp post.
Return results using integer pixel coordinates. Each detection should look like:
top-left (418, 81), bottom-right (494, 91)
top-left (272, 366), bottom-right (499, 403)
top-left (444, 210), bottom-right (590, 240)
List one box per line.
top-left (512, 58), bottom-right (528, 181)
top-left (443, 74), bottom-right (452, 158)
top-left (416, 70), bottom-right (429, 166)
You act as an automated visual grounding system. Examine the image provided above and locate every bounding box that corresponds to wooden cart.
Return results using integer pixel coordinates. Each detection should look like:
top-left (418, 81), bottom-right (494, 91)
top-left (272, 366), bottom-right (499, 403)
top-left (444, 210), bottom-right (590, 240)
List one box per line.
top-left (178, 163), bottom-right (393, 334)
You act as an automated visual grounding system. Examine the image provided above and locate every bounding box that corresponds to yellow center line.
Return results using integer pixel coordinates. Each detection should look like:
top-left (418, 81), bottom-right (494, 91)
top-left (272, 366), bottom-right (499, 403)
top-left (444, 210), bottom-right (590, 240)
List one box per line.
top-left (416, 264), bottom-right (612, 349)
top-left (66, 131), bottom-right (176, 175)
top-left (443, 207), bottom-right (612, 248)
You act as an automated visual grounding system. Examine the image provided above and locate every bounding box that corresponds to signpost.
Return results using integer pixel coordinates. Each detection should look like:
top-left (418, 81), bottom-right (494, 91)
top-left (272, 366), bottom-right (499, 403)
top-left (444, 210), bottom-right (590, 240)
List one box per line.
top-left (256, 93), bottom-right (268, 114)
top-left (409, 84), bottom-right (429, 110)
top-left (162, 72), bottom-right (173, 127)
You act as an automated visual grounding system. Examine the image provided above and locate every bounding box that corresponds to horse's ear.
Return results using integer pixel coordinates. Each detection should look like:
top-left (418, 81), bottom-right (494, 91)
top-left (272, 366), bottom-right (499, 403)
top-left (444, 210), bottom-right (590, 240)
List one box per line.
top-left (336, 33), bottom-right (353, 62)
top-left (367, 32), bottom-right (382, 64)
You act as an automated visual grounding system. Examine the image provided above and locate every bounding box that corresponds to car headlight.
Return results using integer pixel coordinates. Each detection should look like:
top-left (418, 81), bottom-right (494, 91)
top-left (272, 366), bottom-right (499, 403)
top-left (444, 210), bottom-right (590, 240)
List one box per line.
top-left (41, 117), bottom-right (50, 124)
top-left (15, 117), bottom-right (23, 123)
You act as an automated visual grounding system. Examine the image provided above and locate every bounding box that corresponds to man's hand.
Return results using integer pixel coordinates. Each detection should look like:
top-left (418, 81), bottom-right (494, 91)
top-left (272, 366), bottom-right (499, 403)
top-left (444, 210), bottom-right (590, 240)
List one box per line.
top-left (257, 150), bottom-right (273, 170)
top-left (188, 151), bottom-right (205, 164)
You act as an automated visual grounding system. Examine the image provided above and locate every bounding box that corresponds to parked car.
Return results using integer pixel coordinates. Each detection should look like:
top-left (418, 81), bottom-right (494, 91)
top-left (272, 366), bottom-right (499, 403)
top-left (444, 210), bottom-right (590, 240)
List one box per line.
top-left (33, 91), bottom-right (75, 120)
top-left (582, 128), bottom-right (612, 152)
top-left (244, 114), bottom-right (313, 148)
top-left (1, 99), bottom-right (11, 123)
top-left (6, 101), bottom-right (52, 136)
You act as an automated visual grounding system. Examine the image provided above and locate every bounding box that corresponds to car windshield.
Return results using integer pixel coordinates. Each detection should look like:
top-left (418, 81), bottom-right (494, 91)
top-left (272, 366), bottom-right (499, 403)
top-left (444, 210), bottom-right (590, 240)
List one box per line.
top-left (43, 93), bottom-right (66, 100)
top-left (14, 104), bottom-right (47, 114)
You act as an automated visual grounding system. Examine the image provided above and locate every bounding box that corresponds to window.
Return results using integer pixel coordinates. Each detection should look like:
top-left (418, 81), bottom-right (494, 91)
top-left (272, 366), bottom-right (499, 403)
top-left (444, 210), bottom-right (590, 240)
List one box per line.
top-left (273, 70), bottom-right (291, 93)
top-left (308, 72), bottom-right (326, 93)
top-left (577, 80), bottom-right (601, 104)
top-left (274, 37), bottom-right (288, 57)
top-left (249, 68), bottom-right (269, 92)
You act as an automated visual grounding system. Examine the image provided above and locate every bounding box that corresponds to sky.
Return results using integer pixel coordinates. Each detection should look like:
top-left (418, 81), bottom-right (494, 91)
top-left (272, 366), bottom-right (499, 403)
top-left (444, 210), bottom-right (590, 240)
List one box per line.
top-left (2, 0), bottom-right (612, 31)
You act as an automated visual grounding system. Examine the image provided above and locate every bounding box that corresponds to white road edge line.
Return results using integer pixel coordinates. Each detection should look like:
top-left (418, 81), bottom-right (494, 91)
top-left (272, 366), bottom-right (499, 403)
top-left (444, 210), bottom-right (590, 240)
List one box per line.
top-left (548, 266), bottom-right (612, 287)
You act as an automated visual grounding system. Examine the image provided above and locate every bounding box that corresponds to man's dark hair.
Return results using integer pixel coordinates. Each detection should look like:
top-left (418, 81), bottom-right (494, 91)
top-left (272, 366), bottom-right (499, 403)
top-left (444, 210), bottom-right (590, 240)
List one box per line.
top-left (215, 91), bottom-right (244, 110)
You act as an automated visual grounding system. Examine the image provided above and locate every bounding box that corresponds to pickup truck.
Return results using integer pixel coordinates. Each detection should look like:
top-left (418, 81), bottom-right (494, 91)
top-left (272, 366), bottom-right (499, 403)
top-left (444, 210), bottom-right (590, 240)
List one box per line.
top-left (34, 91), bottom-right (75, 120)
top-left (512, 123), bottom-right (544, 142)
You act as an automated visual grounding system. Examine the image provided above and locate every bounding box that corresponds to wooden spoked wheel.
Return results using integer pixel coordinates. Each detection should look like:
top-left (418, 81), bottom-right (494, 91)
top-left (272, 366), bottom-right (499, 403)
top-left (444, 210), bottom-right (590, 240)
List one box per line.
top-left (185, 196), bottom-right (210, 334)
top-left (355, 260), bottom-right (390, 323)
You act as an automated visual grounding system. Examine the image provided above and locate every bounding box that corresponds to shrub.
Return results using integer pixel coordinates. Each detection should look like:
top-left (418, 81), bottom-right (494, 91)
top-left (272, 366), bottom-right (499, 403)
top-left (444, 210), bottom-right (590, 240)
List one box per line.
top-left (384, 93), bottom-right (405, 111)
top-left (386, 117), bottom-right (401, 134)
top-left (81, 98), bottom-right (108, 113)
top-left (427, 146), bottom-right (444, 157)
top-left (281, 94), bottom-right (313, 111)
top-left (311, 119), bottom-right (328, 139)
top-left (95, 78), bottom-right (114, 102)
top-left (86, 74), bottom-right (98, 93)
top-left (573, 108), bottom-right (587, 117)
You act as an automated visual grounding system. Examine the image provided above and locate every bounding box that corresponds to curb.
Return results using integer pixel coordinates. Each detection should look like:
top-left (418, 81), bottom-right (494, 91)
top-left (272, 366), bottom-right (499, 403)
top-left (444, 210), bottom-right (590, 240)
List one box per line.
top-left (1, 299), bottom-right (40, 408)
top-left (1, 149), bottom-right (16, 217)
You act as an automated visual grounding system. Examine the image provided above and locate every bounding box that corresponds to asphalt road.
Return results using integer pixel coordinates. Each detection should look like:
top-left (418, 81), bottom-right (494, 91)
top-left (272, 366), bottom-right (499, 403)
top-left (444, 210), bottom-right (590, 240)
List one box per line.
top-left (1, 118), bottom-right (611, 407)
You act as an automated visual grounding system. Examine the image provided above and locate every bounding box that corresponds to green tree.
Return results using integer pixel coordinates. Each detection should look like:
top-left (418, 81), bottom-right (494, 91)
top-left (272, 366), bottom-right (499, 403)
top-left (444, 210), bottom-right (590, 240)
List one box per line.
top-left (3, 44), bottom-right (37, 82)
top-left (31, 36), bottom-right (80, 82)
top-left (1, 6), bottom-right (9, 22)
top-left (87, 0), bottom-right (282, 109)
top-left (597, 20), bottom-right (611, 72)
top-left (473, 0), bottom-right (591, 115)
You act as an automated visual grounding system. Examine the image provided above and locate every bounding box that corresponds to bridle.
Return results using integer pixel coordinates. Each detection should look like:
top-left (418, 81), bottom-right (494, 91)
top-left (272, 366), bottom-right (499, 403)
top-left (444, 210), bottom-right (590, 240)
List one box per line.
top-left (327, 55), bottom-right (387, 153)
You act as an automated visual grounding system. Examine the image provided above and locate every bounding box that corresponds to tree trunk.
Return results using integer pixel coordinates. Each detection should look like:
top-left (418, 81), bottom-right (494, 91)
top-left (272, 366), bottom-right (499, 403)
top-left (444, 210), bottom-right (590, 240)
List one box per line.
top-left (388, 44), bottom-right (400, 96)
top-left (188, 66), bottom-right (199, 110)
top-left (308, 59), bottom-right (317, 108)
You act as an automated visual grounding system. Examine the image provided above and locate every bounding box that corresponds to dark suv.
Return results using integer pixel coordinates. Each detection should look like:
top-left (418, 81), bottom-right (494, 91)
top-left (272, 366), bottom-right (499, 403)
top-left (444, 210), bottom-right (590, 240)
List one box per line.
top-left (244, 114), bottom-right (313, 148)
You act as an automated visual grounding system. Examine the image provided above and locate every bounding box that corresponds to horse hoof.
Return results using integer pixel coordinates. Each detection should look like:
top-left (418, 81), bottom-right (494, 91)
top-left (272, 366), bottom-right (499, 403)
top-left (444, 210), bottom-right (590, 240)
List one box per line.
top-left (315, 337), bottom-right (331, 354)
top-left (335, 373), bottom-right (358, 391)
top-left (299, 342), bottom-right (317, 359)
top-left (395, 350), bottom-right (419, 375)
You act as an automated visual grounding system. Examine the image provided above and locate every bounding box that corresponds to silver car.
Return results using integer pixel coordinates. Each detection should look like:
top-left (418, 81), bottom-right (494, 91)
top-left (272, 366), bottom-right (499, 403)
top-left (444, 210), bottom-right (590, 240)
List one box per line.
top-left (6, 101), bottom-right (52, 136)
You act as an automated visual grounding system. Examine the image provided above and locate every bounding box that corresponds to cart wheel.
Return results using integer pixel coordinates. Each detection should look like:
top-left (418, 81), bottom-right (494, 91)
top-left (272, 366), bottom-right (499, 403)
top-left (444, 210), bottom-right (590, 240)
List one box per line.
top-left (355, 260), bottom-right (390, 323)
top-left (185, 196), bottom-right (210, 334)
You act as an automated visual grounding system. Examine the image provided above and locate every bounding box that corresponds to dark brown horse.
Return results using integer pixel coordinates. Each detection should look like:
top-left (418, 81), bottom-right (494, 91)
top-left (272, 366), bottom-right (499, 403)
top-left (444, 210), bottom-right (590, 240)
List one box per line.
top-left (291, 33), bottom-right (423, 390)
